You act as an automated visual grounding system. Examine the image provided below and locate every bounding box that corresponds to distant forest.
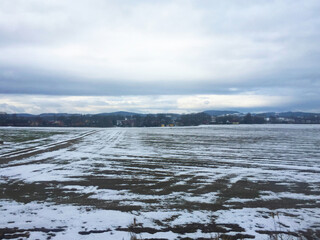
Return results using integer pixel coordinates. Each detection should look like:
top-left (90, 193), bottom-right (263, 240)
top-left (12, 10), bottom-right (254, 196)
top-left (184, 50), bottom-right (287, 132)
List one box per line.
top-left (0, 111), bottom-right (319, 127)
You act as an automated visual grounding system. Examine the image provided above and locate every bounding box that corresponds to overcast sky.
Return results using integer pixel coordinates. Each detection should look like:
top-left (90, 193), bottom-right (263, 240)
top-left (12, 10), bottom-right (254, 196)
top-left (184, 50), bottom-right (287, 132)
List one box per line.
top-left (1, 0), bottom-right (320, 114)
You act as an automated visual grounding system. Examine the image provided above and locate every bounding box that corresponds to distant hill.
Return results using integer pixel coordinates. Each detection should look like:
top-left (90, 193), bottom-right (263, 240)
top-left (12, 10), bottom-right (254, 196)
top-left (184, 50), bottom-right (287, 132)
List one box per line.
top-left (15, 113), bottom-right (36, 117)
top-left (255, 112), bottom-right (276, 117)
top-left (256, 111), bottom-right (320, 118)
top-left (39, 113), bottom-right (81, 117)
top-left (95, 111), bottom-right (144, 116)
top-left (203, 110), bottom-right (240, 116)
top-left (4, 110), bottom-right (320, 119)
top-left (279, 112), bottom-right (319, 118)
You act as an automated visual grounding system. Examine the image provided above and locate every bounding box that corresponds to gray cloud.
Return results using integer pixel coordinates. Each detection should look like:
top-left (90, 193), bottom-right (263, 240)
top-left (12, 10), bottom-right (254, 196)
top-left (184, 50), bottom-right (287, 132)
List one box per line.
top-left (0, 103), bottom-right (24, 113)
top-left (0, 0), bottom-right (320, 112)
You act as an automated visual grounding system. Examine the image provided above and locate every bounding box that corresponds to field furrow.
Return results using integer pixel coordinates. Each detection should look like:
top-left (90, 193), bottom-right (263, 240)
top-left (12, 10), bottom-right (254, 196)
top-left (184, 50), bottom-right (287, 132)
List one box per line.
top-left (0, 125), bottom-right (319, 239)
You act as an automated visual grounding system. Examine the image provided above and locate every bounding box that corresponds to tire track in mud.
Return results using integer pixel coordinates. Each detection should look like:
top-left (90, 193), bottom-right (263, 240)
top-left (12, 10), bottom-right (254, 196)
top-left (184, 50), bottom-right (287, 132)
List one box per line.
top-left (0, 130), bottom-right (99, 164)
top-left (80, 129), bottom-right (125, 154)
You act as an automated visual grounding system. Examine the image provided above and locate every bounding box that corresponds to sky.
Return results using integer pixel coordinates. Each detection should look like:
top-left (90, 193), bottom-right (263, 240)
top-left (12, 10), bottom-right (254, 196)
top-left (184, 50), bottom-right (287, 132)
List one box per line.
top-left (1, 0), bottom-right (320, 114)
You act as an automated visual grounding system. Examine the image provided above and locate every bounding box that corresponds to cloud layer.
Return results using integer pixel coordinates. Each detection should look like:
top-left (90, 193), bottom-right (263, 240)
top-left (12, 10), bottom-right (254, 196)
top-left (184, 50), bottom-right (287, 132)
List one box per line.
top-left (1, 0), bottom-right (320, 113)
top-left (0, 94), bottom-right (298, 114)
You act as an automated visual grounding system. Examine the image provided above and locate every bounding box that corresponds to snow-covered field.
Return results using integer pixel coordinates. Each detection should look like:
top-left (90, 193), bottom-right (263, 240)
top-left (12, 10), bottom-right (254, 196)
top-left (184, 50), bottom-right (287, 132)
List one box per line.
top-left (0, 125), bottom-right (320, 239)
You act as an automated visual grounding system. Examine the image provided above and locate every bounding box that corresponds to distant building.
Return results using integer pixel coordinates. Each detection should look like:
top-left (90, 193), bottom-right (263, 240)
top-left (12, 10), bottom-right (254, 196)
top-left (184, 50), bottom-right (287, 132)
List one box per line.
top-left (117, 118), bottom-right (136, 127)
top-left (116, 120), bottom-right (123, 126)
top-left (210, 116), bottom-right (216, 124)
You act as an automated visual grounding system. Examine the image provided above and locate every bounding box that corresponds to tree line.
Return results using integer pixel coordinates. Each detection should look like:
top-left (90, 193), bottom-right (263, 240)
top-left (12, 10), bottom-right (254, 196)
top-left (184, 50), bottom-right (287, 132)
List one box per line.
top-left (1, 112), bottom-right (319, 127)
top-left (0, 113), bottom-right (211, 127)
